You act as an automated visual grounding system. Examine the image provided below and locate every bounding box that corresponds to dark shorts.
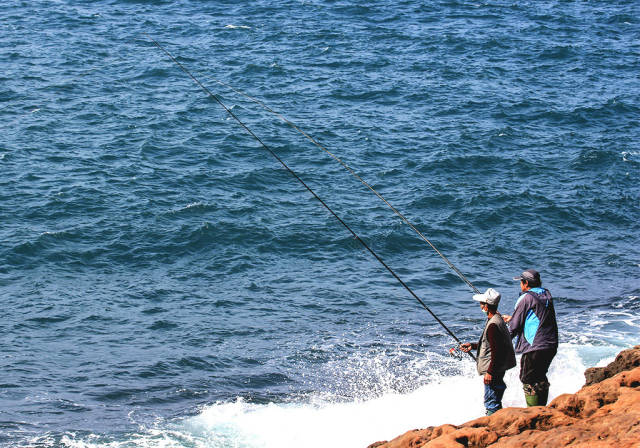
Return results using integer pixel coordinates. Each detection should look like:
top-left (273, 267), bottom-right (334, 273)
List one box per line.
top-left (519, 348), bottom-right (557, 384)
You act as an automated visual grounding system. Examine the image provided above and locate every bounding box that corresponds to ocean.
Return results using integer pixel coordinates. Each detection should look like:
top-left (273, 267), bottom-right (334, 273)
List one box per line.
top-left (1, 0), bottom-right (639, 447)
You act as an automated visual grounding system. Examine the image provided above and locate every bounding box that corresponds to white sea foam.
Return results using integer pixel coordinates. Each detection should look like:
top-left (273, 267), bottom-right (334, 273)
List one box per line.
top-left (167, 202), bottom-right (204, 215)
top-left (225, 25), bottom-right (251, 30)
top-left (56, 344), bottom-right (623, 448)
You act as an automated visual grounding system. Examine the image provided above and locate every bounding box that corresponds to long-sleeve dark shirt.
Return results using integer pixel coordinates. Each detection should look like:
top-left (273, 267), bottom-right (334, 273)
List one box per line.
top-left (509, 287), bottom-right (558, 354)
top-left (486, 323), bottom-right (505, 376)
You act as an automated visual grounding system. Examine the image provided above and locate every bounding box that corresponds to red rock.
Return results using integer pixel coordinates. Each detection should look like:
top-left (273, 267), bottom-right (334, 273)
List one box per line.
top-left (369, 346), bottom-right (640, 448)
top-left (584, 344), bottom-right (640, 385)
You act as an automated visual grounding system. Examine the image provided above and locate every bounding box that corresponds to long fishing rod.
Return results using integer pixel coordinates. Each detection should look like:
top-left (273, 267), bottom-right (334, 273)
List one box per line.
top-left (204, 76), bottom-right (481, 295)
top-left (145, 35), bottom-right (475, 361)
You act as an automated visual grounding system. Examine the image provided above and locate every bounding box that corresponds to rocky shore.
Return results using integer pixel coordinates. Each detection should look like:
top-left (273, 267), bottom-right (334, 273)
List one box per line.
top-left (368, 345), bottom-right (640, 448)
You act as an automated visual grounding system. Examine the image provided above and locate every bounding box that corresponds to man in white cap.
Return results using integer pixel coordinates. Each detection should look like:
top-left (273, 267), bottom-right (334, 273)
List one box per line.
top-left (461, 288), bottom-right (516, 415)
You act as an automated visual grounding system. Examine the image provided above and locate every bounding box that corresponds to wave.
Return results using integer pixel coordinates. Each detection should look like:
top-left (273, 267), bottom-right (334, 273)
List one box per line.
top-left (33, 343), bottom-right (622, 448)
top-left (225, 25), bottom-right (251, 30)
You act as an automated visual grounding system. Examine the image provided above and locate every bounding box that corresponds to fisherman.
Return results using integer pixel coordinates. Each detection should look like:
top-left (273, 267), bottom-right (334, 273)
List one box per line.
top-left (460, 288), bottom-right (517, 415)
top-left (503, 269), bottom-right (558, 407)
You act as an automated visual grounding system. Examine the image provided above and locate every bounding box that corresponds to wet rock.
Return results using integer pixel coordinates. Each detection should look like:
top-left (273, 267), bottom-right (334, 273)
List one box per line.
top-left (584, 344), bottom-right (640, 386)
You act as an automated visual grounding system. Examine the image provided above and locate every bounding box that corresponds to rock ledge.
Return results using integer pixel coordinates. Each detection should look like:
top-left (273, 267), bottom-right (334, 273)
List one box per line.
top-left (368, 345), bottom-right (640, 448)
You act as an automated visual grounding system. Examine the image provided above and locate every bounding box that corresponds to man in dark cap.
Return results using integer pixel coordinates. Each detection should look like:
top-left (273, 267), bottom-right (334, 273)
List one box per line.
top-left (460, 288), bottom-right (516, 415)
top-left (503, 269), bottom-right (558, 407)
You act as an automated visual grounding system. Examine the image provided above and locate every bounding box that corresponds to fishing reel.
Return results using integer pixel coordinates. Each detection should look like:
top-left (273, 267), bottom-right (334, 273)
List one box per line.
top-left (448, 346), bottom-right (464, 360)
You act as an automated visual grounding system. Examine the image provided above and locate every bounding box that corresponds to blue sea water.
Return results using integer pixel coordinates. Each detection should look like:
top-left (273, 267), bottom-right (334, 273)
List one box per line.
top-left (1, 0), bottom-right (639, 446)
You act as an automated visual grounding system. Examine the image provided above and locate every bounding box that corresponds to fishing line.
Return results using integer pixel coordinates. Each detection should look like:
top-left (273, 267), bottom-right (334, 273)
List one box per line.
top-left (204, 75), bottom-right (480, 295)
top-left (145, 35), bottom-right (475, 360)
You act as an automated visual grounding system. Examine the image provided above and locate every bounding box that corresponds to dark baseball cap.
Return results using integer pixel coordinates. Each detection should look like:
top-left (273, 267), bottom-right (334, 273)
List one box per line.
top-left (513, 268), bottom-right (541, 282)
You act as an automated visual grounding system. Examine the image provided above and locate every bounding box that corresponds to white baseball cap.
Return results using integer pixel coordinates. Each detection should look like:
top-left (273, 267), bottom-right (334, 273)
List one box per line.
top-left (472, 288), bottom-right (501, 306)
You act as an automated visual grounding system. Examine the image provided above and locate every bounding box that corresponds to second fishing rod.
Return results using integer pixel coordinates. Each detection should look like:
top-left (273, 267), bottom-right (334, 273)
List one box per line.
top-left (146, 35), bottom-right (475, 361)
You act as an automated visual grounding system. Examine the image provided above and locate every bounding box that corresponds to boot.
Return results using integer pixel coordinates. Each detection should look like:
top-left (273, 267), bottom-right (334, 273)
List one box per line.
top-left (537, 381), bottom-right (550, 406)
top-left (523, 383), bottom-right (539, 407)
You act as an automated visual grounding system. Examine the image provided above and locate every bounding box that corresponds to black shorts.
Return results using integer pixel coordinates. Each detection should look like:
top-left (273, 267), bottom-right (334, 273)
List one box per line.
top-left (519, 348), bottom-right (557, 384)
